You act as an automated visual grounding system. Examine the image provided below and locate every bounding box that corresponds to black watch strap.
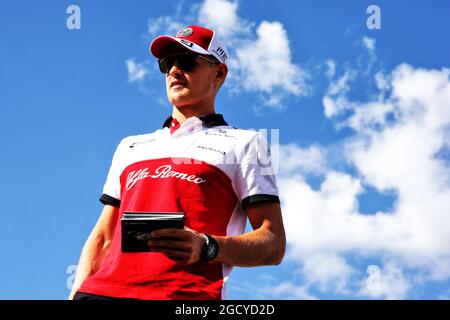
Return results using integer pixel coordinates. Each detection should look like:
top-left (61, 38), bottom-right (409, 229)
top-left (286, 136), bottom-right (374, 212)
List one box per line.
top-left (201, 233), bottom-right (219, 262)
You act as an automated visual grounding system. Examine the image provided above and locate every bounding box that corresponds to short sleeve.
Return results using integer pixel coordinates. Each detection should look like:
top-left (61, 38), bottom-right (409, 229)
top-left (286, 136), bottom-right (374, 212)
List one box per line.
top-left (99, 139), bottom-right (126, 208)
top-left (232, 131), bottom-right (280, 211)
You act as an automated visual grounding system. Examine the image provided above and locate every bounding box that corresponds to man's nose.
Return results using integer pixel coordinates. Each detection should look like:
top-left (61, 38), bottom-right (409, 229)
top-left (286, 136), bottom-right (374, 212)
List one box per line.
top-left (168, 61), bottom-right (183, 76)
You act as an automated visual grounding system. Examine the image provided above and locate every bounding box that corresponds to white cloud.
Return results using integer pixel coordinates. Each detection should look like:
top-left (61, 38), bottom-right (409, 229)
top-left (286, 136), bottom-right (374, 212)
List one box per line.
top-left (279, 143), bottom-right (328, 176)
top-left (322, 37), bottom-right (379, 119)
top-left (374, 70), bottom-right (390, 91)
top-left (280, 62), bottom-right (450, 299)
top-left (198, 0), bottom-right (250, 40)
top-left (322, 69), bottom-right (357, 118)
top-left (125, 59), bottom-right (149, 83)
top-left (147, 0), bottom-right (188, 37)
top-left (325, 59), bottom-right (336, 80)
top-left (301, 253), bottom-right (356, 293)
top-left (231, 273), bottom-right (318, 300)
top-left (232, 21), bottom-right (308, 107)
top-left (269, 282), bottom-right (318, 300)
top-left (327, 70), bottom-right (355, 96)
top-left (147, 16), bottom-right (184, 37)
top-left (362, 36), bottom-right (375, 52)
top-left (361, 36), bottom-right (376, 74)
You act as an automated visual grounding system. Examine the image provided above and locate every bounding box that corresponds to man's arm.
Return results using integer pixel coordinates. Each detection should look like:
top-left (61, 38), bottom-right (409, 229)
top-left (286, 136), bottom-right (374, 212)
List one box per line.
top-left (68, 204), bottom-right (119, 299)
top-left (148, 201), bottom-right (286, 267)
top-left (215, 201), bottom-right (286, 266)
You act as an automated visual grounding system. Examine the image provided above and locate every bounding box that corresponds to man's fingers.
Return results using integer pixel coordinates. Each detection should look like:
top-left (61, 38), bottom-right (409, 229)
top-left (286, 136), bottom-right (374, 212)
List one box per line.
top-left (147, 227), bottom-right (203, 265)
top-left (147, 239), bottom-right (191, 251)
top-left (150, 228), bottom-right (188, 240)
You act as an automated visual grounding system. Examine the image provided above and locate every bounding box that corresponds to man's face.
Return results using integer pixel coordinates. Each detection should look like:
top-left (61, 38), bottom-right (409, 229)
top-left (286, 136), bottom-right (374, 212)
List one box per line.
top-left (162, 47), bottom-right (221, 108)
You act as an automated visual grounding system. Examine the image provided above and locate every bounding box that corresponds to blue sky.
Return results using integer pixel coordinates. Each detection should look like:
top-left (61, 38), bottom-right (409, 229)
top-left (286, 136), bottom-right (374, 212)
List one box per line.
top-left (0, 0), bottom-right (449, 299)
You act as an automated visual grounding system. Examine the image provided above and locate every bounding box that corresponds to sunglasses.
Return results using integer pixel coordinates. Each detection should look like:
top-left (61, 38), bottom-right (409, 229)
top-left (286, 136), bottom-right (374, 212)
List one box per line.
top-left (158, 53), bottom-right (219, 74)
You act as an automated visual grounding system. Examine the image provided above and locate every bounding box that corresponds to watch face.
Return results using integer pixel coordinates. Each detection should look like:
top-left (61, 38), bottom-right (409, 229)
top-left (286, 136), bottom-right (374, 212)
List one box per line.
top-left (206, 241), bottom-right (217, 259)
top-left (202, 234), bottom-right (218, 261)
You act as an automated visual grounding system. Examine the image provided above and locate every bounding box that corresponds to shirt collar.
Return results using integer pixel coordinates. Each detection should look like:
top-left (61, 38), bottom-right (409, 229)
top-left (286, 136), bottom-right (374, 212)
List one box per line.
top-left (162, 113), bottom-right (228, 129)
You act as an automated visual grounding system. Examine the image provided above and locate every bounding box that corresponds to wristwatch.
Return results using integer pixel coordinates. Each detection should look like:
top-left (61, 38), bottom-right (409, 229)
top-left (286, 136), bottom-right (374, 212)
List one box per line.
top-left (200, 233), bottom-right (219, 262)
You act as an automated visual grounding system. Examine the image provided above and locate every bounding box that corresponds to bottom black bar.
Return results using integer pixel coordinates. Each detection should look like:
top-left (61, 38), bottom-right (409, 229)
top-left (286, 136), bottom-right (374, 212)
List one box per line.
top-left (0, 300), bottom-right (447, 319)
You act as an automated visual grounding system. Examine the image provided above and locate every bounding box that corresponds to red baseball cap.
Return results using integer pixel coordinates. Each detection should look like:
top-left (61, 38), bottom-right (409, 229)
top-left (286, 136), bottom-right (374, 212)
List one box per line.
top-left (150, 25), bottom-right (229, 65)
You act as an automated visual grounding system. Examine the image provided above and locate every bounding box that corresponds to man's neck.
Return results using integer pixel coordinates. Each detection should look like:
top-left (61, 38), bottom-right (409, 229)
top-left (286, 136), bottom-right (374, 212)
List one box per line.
top-left (172, 105), bottom-right (215, 125)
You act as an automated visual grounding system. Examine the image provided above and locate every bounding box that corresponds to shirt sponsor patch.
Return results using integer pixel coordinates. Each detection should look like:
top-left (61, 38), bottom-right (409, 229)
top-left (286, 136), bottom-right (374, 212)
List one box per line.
top-left (126, 165), bottom-right (206, 190)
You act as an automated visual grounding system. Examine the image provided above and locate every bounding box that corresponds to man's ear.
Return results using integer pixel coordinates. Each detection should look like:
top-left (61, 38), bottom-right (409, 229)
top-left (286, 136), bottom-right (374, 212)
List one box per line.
top-left (215, 64), bottom-right (228, 84)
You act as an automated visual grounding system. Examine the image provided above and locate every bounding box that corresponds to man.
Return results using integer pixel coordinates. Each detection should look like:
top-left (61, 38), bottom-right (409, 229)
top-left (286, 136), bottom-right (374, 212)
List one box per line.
top-left (70, 25), bottom-right (286, 300)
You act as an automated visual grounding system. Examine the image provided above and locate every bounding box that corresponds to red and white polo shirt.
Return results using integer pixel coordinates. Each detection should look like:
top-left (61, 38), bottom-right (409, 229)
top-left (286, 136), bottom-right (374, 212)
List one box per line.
top-left (78, 113), bottom-right (280, 300)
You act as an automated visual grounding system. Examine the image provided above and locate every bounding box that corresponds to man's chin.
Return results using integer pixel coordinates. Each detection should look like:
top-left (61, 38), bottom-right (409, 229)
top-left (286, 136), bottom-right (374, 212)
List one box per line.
top-left (168, 98), bottom-right (195, 108)
top-left (168, 94), bottom-right (195, 106)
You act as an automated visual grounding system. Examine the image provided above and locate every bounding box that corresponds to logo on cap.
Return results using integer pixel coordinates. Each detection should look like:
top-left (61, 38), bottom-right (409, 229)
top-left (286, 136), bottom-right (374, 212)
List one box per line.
top-left (176, 27), bottom-right (193, 37)
top-left (179, 39), bottom-right (193, 47)
top-left (213, 46), bottom-right (228, 64)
